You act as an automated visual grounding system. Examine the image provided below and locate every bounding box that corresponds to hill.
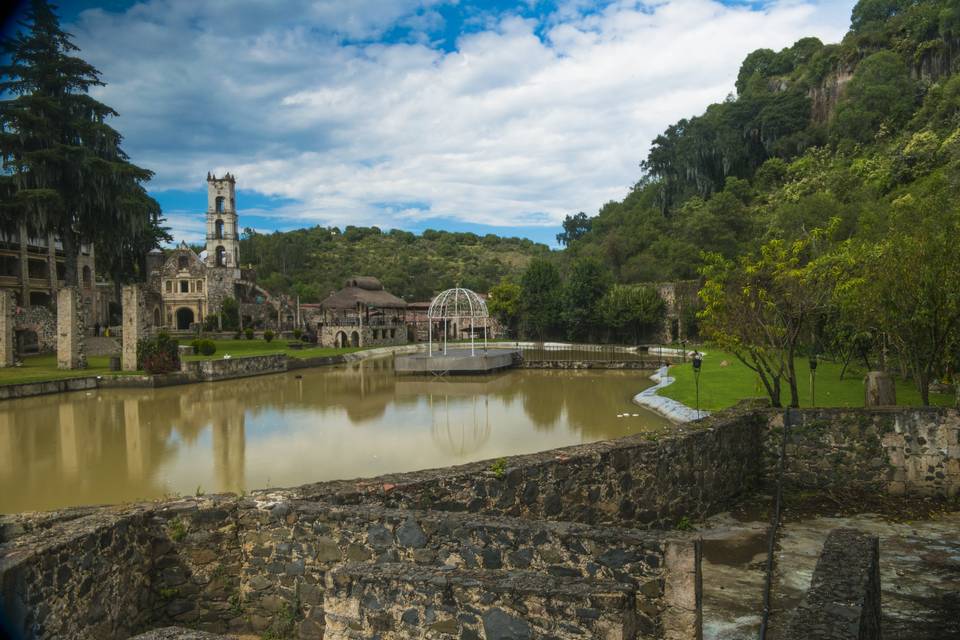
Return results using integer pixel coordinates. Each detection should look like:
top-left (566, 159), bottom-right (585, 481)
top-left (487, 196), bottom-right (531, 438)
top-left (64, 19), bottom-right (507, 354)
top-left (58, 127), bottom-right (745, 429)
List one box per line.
top-left (238, 225), bottom-right (550, 302)
top-left (561, 0), bottom-right (960, 282)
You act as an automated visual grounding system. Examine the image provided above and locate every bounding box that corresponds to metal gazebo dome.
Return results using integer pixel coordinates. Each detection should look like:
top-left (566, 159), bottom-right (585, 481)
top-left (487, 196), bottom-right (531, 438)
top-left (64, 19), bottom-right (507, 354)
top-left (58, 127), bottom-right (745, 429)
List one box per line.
top-left (427, 287), bottom-right (489, 356)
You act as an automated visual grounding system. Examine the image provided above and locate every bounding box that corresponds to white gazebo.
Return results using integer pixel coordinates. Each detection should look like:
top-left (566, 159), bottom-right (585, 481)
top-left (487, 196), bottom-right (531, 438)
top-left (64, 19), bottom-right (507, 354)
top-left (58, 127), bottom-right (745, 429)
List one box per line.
top-left (427, 287), bottom-right (489, 356)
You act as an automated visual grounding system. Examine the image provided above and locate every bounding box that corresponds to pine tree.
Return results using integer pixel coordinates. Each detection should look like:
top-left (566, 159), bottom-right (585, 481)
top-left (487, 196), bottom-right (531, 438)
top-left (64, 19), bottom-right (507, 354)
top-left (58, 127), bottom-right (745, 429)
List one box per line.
top-left (0, 0), bottom-right (165, 287)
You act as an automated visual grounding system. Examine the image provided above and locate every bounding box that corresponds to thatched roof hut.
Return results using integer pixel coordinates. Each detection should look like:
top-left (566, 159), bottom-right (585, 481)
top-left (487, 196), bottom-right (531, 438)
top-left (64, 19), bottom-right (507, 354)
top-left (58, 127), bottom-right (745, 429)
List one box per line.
top-left (319, 277), bottom-right (407, 310)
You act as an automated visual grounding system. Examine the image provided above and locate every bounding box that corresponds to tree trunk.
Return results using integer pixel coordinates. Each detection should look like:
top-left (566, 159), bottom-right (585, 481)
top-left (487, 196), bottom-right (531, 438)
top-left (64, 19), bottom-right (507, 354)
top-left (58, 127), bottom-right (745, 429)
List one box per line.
top-left (919, 370), bottom-right (931, 406)
top-left (786, 351), bottom-right (800, 408)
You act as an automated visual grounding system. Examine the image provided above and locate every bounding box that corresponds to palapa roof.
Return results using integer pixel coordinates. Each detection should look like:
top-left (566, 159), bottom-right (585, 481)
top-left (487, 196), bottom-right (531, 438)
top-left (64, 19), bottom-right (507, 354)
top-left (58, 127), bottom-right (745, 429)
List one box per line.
top-left (319, 276), bottom-right (407, 310)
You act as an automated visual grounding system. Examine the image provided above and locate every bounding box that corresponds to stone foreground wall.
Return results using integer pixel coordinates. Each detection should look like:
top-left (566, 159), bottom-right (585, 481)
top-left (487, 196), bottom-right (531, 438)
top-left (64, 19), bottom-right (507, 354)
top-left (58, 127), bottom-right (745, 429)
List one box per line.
top-left (781, 528), bottom-right (881, 640)
top-left (766, 408), bottom-right (960, 497)
top-left (0, 497), bottom-right (699, 640)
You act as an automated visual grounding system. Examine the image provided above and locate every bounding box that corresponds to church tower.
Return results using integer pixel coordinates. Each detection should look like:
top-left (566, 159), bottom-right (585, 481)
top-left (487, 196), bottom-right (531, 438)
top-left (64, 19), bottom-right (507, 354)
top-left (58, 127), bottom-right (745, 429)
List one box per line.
top-left (205, 172), bottom-right (241, 277)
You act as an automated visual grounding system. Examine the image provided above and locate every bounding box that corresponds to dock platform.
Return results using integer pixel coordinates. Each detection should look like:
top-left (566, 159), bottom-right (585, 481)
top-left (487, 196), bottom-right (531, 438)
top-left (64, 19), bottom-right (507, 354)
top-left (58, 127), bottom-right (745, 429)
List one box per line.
top-left (394, 348), bottom-right (520, 375)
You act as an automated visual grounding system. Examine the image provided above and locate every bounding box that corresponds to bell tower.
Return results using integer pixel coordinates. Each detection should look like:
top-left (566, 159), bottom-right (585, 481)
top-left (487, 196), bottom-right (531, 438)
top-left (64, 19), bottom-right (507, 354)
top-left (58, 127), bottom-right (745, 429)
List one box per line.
top-left (205, 172), bottom-right (241, 276)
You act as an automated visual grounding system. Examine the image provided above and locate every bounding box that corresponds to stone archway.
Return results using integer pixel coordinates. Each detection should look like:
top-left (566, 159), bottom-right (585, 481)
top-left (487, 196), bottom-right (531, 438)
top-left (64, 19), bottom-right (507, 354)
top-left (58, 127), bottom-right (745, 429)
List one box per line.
top-left (175, 307), bottom-right (195, 330)
top-left (350, 331), bottom-right (360, 348)
top-left (335, 331), bottom-right (348, 348)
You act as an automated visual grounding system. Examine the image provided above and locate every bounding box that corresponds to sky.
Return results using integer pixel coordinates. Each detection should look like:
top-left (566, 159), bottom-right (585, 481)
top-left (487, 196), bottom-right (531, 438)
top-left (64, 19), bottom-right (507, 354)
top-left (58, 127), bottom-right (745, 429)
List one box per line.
top-left (8, 0), bottom-right (857, 247)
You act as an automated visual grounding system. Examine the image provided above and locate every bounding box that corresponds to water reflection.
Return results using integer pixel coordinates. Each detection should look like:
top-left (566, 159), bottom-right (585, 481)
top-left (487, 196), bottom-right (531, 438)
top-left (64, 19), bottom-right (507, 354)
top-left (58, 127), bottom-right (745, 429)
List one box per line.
top-left (0, 358), bottom-right (670, 513)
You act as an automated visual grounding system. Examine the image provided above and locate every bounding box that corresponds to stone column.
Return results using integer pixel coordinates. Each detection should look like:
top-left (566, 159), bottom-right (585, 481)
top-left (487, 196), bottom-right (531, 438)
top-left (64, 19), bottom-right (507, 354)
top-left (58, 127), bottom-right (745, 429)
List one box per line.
top-left (122, 284), bottom-right (147, 371)
top-left (0, 290), bottom-right (14, 367)
top-left (18, 221), bottom-right (29, 305)
top-left (57, 287), bottom-right (86, 370)
top-left (865, 371), bottom-right (896, 407)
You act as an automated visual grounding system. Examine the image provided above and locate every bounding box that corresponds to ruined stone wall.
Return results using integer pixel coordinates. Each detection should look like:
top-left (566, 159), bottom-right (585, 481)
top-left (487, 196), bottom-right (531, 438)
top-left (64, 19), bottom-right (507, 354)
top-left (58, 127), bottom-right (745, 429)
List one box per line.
top-left (296, 403), bottom-right (767, 529)
top-left (56, 286), bottom-right (85, 369)
top-left (13, 305), bottom-right (56, 353)
top-left (766, 408), bottom-right (960, 497)
top-left (0, 290), bottom-right (13, 366)
top-left (0, 509), bottom-right (157, 639)
top-left (781, 528), bottom-right (881, 640)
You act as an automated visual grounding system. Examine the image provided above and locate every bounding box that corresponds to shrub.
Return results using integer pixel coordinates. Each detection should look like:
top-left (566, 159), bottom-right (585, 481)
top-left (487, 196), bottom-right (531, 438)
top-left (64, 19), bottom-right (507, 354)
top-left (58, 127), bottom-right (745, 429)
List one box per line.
top-left (264, 329), bottom-right (275, 343)
top-left (138, 332), bottom-right (180, 374)
top-left (245, 327), bottom-right (254, 340)
top-left (233, 331), bottom-right (242, 339)
top-left (199, 339), bottom-right (216, 356)
top-left (293, 328), bottom-right (302, 339)
top-left (190, 339), bottom-right (202, 354)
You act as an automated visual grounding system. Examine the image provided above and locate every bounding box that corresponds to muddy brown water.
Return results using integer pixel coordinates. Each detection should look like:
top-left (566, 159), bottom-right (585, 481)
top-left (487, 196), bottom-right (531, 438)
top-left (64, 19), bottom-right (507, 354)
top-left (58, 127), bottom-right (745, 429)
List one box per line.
top-left (0, 358), bottom-right (669, 513)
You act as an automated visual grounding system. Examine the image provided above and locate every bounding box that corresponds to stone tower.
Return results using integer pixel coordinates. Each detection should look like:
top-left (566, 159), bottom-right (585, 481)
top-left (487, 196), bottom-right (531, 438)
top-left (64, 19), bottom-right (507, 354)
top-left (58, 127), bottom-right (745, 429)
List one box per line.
top-left (205, 172), bottom-right (241, 277)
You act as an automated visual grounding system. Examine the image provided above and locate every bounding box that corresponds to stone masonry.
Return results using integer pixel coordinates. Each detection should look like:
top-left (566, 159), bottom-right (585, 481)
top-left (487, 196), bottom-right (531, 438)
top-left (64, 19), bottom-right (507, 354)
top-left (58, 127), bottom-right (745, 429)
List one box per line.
top-left (2, 403), bottom-right (958, 639)
top-left (56, 286), bottom-right (85, 370)
top-left (123, 284), bottom-right (150, 371)
top-left (0, 290), bottom-right (13, 367)
top-left (782, 528), bottom-right (881, 640)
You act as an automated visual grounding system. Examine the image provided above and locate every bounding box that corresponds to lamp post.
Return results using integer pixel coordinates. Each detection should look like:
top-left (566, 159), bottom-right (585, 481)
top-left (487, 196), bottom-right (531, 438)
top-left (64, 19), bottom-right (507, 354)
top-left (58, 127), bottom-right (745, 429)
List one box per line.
top-left (692, 351), bottom-right (703, 419)
top-left (809, 354), bottom-right (818, 407)
top-left (681, 339), bottom-right (687, 363)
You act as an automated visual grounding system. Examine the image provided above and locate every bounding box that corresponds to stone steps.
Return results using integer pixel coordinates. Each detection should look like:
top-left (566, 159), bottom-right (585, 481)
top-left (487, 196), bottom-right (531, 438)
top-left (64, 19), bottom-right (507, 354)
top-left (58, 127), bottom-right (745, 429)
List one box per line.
top-left (84, 335), bottom-right (121, 356)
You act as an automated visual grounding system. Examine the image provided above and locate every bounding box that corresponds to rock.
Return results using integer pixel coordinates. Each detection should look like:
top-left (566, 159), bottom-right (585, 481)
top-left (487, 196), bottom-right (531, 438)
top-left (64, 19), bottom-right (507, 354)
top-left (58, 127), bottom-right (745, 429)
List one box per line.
top-left (396, 518), bottom-right (427, 549)
top-left (482, 608), bottom-right (532, 640)
top-left (366, 524), bottom-right (393, 549)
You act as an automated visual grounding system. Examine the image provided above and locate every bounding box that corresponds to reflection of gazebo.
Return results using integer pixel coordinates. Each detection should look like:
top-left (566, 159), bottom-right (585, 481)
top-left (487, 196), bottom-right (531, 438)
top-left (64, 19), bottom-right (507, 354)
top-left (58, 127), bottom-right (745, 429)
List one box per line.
top-left (427, 287), bottom-right (489, 356)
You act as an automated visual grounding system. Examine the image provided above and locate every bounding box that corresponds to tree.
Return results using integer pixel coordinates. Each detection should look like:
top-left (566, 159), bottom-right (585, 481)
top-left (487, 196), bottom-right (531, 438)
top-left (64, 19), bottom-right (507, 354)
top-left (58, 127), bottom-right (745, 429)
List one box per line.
top-left (556, 212), bottom-right (592, 246)
top-left (520, 259), bottom-right (562, 340)
top-left (488, 279), bottom-right (521, 337)
top-left (561, 256), bottom-right (611, 342)
top-left (598, 284), bottom-right (665, 343)
top-left (831, 51), bottom-right (916, 144)
top-left (699, 235), bottom-right (830, 407)
top-left (0, 0), bottom-right (160, 286)
top-left (831, 187), bottom-right (960, 405)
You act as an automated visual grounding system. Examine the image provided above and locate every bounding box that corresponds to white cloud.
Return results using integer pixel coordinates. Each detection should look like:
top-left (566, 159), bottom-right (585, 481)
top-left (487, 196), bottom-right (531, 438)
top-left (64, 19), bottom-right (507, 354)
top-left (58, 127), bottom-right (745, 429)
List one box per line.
top-left (68, 0), bottom-right (856, 240)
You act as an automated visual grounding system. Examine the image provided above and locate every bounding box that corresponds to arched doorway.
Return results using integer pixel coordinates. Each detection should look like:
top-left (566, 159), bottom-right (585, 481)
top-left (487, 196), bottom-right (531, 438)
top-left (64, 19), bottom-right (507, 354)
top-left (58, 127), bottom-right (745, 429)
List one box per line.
top-left (153, 307), bottom-right (161, 327)
top-left (176, 307), bottom-right (195, 330)
top-left (335, 331), bottom-right (348, 348)
top-left (350, 331), bottom-right (360, 348)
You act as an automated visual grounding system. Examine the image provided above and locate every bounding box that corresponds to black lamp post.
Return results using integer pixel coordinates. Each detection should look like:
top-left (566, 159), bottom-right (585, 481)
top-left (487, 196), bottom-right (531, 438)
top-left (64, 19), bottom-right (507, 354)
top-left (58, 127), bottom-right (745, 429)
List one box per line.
top-left (681, 339), bottom-right (687, 363)
top-left (692, 352), bottom-right (703, 419)
top-left (809, 353), bottom-right (818, 407)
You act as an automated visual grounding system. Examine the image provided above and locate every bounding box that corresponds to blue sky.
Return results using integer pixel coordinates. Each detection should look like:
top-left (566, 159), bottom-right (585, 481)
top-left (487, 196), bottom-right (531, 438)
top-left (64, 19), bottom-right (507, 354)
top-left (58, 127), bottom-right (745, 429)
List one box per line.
top-left (8, 0), bottom-right (856, 247)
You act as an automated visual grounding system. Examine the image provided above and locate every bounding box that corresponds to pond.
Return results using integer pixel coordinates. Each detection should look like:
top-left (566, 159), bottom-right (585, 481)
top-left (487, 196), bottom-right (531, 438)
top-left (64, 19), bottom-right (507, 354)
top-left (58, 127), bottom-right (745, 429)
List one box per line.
top-left (0, 358), bottom-right (671, 513)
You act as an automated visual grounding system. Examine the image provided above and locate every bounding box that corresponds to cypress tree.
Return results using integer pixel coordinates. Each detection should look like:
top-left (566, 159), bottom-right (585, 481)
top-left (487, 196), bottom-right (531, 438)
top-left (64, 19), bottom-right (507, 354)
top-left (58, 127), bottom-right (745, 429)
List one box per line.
top-left (0, 0), bottom-right (165, 288)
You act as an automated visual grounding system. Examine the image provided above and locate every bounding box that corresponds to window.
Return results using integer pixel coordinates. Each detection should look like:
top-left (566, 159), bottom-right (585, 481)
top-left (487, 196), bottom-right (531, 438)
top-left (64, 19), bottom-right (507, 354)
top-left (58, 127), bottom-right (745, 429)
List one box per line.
top-left (215, 219), bottom-right (224, 239)
top-left (215, 196), bottom-right (225, 213)
top-left (82, 266), bottom-right (92, 288)
top-left (196, 280), bottom-right (203, 293)
top-left (166, 280), bottom-right (173, 293)
top-left (215, 246), bottom-right (226, 267)
top-left (178, 255), bottom-right (189, 270)
top-left (180, 280), bottom-right (189, 293)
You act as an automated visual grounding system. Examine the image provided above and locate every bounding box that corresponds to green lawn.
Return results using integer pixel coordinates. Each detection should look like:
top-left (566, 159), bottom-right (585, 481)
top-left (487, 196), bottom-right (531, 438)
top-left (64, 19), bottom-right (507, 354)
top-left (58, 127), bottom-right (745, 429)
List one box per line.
top-left (0, 354), bottom-right (143, 387)
top-left (659, 348), bottom-right (956, 410)
top-left (178, 339), bottom-right (365, 361)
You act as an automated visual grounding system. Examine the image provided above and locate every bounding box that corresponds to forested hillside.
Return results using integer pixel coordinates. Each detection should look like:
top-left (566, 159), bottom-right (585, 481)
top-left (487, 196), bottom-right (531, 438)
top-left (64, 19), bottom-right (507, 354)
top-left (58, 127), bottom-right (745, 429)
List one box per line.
top-left (238, 226), bottom-right (548, 302)
top-left (561, 0), bottom-right (960, 282)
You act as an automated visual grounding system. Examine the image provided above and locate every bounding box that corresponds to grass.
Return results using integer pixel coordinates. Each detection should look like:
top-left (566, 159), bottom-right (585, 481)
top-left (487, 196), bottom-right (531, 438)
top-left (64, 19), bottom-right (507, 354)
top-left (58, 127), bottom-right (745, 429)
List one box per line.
top-left (0, 354), bottom-right (143, 387)
top-left (177, 339), bottom-right (365, 361)
top-left (659, 348), bottom-right (956, 411)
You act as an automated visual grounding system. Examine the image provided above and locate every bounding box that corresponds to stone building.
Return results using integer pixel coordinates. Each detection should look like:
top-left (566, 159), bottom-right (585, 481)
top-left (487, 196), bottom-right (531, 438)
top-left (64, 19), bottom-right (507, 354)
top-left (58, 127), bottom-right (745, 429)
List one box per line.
top-left (304, 277), bottom-right (409, 348)
top-left (0, 225), bottom-right (101, 353)
top-left (147, 172), bottom-right (286, 331)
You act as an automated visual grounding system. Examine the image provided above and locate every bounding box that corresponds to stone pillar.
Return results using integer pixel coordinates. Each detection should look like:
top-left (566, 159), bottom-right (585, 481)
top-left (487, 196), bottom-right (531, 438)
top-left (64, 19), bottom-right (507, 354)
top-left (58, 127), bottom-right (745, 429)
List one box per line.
top-left (57, 287), bottom-right (86, 370)
top-left (0, 290), bottom-right (14, 367)
top-left (865, 371), bottom-right (896, 407)
top-left (122, 284), bottom-right (148, 371)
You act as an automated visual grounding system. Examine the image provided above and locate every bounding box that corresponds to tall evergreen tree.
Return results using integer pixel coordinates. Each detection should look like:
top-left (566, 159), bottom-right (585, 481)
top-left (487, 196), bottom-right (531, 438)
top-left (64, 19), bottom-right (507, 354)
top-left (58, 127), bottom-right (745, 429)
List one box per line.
top-left (0, 0), bottom-right (165, 286)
